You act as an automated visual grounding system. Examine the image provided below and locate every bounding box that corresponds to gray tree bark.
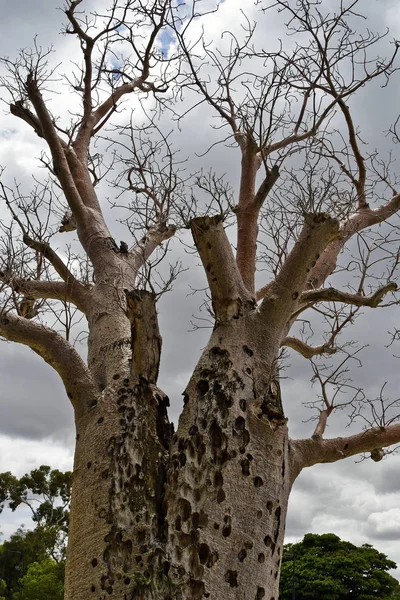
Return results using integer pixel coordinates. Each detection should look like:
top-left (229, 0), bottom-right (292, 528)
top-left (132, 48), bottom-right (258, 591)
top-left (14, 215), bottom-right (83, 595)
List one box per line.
top-left (64, 300), bottom-right (296, 600)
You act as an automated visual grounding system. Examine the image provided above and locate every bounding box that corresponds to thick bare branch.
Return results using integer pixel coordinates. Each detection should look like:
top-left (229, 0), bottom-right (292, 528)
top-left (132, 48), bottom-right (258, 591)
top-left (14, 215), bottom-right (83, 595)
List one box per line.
top-left (301, 282), bottom-right (397, 308)
top-left (8, 103), bottom-right (101, 231)
top-left (260, 213), bottom-right (340, 322)
top-left (256, 282), bottom-right (272, 303)
top-left (0, 275), bottom-right (84, 307)
top-left (15, 82), bottom-right (120, 274)
top-left (292, 423), bottom-right (400, 473)
top-left (336, 99), bottom-right (367, 209)
top-left (65, 1), bottom-right (88, 41)
top-left (235, 143), bottom-right (261, 293)
top-left (10, 101), bottom-right (43, 137)
top-left (125, 290), bottom-right (162, 384)
top-left (23, 234), bottom-right (73, 281)
top-left (308, 195), bottom-right (400, 289)
top-left (131, 224), bottom-right (176, 272)
top-left (21, 235), bottom-right (90, 310)
top-left (254, 165), bottom-right (280, 208)
top-left (11, 78), bottom-right (154, 282)
top-left (0, 312), bottom-right (99, 414)
top-left (93, 81), bottom-right (144, 127)
top-left (24, 75), bottom-right (88, 225)
top-left (282, 336), bottom-right (337, 359)
top-left (191, 215), bottom-right (255, 324)
top-left (312, 406), bottom-right (333, 439)
top-left (235, 145), bottom-right (280, 293)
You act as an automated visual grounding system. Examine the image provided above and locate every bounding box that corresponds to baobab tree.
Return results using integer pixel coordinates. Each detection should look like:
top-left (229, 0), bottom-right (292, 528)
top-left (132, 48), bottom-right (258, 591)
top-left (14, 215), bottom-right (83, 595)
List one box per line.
top-left (1, 0), bottom-right (400, 598)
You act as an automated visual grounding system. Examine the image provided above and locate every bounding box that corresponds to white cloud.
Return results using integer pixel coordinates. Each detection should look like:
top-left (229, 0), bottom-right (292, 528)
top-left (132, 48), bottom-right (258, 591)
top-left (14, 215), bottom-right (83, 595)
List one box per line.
top-left (367, 509), bottom-right (400, 540)
top-left (0, 434), bottom-right (73, 476)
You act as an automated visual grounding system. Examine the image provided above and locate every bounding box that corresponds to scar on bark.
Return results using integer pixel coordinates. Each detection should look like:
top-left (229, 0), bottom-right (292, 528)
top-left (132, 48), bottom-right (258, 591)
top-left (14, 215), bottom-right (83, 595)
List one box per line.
top-left (125, 290), bottom-right (162, 383)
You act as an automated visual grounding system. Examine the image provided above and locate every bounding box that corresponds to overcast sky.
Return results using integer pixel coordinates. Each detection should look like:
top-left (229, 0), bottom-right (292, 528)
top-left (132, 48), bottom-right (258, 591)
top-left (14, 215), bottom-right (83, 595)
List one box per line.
top-left (2, 0), bottom-right (400, 581)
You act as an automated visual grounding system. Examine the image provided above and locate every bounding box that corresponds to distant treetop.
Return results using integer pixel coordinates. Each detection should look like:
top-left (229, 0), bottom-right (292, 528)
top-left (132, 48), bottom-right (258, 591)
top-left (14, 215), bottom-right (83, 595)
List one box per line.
top-left (280, 533), bottom-right (400, 600)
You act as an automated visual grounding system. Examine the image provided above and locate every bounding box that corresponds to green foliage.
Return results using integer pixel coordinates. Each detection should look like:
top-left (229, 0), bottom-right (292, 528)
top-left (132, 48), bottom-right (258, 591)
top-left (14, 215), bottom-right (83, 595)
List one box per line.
top-left (0, 465), bottom-right (70, 599)
top-left (11, 558), bottom-right (64, 600)
top-left (0, 576), bottom-right (7, 599)
top-left (0, 526), bottom-right (66, 599)
top-left (0, 465), bottom-right (71, 531)
top-left (279, 533), bottom-right (400, 600)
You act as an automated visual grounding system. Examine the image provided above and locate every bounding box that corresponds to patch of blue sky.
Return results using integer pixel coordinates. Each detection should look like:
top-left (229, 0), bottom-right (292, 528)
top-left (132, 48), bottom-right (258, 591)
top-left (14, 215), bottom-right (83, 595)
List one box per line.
top-left (109, 56), bottom-right (123, 81)
top-left (0, 129), bottom-right (17, 139)
top-left (158, 28), bottom-right (176, 56)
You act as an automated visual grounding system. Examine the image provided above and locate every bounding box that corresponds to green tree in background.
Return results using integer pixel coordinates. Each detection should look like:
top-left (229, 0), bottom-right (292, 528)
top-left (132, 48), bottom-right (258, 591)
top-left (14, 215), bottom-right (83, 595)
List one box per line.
top-left (0, 465), bottom-right (71, 532)
top-left (0, 576), bottom-right (6, 600)
top-left (0, 466), bottom-right (70, 599)
top-left (12, 558), bottom-right (64, 600)
top-left (279, 533), bottom-right (400, 600)
top-left (0, 526), bottom-right (66, 597)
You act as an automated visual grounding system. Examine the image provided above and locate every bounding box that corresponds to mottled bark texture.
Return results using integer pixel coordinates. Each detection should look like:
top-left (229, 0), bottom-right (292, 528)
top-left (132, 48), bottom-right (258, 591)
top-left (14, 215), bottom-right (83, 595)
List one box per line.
top-left (165, 320), bottom-right (292, 600)
top-left (66, 376), bottom-right (173, 599)
top-left (65, 301), bottom-right (297, 600)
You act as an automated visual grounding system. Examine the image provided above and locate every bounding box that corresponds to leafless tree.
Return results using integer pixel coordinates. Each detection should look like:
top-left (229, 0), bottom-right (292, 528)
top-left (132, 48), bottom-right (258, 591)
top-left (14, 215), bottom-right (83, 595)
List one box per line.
top-left (1, 1), bottom-right (400, 598)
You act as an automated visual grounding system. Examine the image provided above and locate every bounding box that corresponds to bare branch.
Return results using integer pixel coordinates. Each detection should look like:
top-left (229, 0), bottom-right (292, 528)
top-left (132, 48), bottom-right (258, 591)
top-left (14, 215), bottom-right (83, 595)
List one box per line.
top-left (312, 406), bottom-right (333, 439)
top-left (23, 234), bottom-right (74, 282)
top-left (254, 165), bottom-right (280, 208)
top-left (301, 282), bottom-right (397, 308)
top-left (282, 336), bottom-right (337, 359)
top-left (235, 146), bottom-right (280, 293)
top-left (235, 142), bottom-right (262, 293)
top-left (336, 99), bottom-right (367, 209)
top-left (191, 215), bottom-right (255, 324)
top-left (131, 223), bottom-right (176, 272)
top-left (10, 101), bottom-right (44, 137)
top-left (69, 0), bottom-right (171, 155)
top-left (256, 282), bottom-right (273, 303)
top-left (0, 311), bottom-right (98, 414)
top-left (260, 213), bottom-right (340, 321)
top-left (292, 423), bottom-right (400, 473)
top-left (0, 274), bottom-right (84, 308)
top-left (21, 235), bottom-right (89, 310)
top-left (24, 74), bottom-right (86, 220)
top-left (309, 194), bottom-right (400, 289)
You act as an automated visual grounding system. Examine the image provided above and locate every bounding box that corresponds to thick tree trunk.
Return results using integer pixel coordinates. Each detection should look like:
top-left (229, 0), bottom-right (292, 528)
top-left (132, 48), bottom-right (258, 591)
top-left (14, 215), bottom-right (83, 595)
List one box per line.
top-left (65, 290), bottom-right (175, 599)
top-left (64, 309), bottom-right (296, 600)
top-left (65, 377), bottom-right (173, 599)
top-left (165, 318), bottom-right (294, 600)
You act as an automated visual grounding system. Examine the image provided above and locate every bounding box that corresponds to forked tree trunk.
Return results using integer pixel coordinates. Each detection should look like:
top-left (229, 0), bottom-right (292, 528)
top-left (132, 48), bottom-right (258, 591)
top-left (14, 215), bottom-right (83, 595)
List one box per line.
top-left (64, 306), bottom-right (297, 600)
